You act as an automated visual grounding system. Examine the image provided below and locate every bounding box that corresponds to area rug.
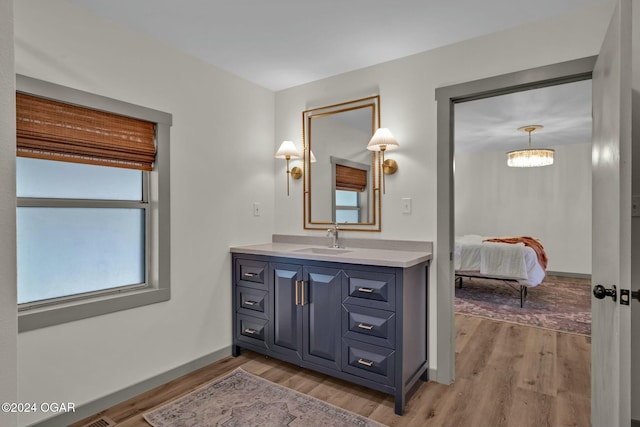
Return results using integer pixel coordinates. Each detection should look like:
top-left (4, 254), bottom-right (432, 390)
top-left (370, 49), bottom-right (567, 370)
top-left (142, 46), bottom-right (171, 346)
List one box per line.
top-left (143, 368), bottom-right (386, 427)
top-left (455, 275), bottom-right (591, 336)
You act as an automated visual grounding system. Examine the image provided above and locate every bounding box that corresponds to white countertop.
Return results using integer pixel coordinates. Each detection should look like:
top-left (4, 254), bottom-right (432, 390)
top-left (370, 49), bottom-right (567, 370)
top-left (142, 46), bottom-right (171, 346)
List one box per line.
top-left (230, 237), bottom-right (432, 268)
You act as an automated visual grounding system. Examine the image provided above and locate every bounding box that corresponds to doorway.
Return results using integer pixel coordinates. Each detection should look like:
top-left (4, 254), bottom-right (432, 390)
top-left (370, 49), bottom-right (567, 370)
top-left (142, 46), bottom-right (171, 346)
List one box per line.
top-left (434, 56), bottom-right (596, 384)
top-left (453, 80), bottom-right (592, 327)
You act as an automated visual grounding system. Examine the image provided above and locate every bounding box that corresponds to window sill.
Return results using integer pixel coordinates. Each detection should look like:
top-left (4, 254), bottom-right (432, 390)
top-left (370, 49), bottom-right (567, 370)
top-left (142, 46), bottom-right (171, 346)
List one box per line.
top-left (18, 287), bottom-right (170, 332)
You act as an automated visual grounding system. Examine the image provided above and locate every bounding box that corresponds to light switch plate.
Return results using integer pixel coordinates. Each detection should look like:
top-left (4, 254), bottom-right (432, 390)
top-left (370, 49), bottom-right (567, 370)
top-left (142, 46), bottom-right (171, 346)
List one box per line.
top-left (402, 197), bottom-right (412, 214)
top-left (253, 202), bottom-right (262, 217)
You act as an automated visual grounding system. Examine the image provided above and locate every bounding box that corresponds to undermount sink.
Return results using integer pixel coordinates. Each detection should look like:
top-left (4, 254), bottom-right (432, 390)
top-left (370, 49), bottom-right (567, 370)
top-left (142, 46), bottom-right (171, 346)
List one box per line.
top-left (294, 247), bottom-right (352, 255)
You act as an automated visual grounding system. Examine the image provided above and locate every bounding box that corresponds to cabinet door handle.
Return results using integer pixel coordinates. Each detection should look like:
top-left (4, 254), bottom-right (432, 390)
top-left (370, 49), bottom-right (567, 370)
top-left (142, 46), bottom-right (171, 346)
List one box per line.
top-left (357, 358), bottom-right (374, 367)
top-left (358, 287), bottom-right (374, 293)
top-left (244, 328), bottom-right (257, 335)
top-left (244, 272), bottom-right (256, 278)
top-left (295, 280), bottom-right (306, 306)
top-left (357, 323), bottom-right (374, 331)
top-left (244, 300), bottom-right (257, 306)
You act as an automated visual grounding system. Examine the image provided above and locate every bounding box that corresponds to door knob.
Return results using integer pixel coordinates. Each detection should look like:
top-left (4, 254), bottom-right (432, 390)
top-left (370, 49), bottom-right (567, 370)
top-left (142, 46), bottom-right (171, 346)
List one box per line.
top-left (593, 284), bottom-right (617, 302)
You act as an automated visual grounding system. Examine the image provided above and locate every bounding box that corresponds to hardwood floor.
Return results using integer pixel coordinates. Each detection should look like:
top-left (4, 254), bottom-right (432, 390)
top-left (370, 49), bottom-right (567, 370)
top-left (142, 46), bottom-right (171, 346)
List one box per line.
top-left (71, 314), bottom-right (590, 427)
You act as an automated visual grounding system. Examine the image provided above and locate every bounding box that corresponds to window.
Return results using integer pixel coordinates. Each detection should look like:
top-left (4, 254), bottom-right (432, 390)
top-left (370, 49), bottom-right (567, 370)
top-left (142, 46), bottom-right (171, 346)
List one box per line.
top-left (17, 159), bottom-right (147, 304)
top-left (335, 190), bottom-right (361, 223)
top-left (16, 76), bottom-right (172, 332)
top-left (333, 162), bottom-right (367, 223)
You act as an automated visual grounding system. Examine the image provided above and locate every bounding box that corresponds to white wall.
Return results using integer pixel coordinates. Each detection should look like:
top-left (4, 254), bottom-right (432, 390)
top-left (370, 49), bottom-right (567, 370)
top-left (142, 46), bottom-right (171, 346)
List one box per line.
top-left (14, 1), bottom-right (275, 425)
top-left (0, 1), bottom-right (18, 426)
top-left (274, 3), bottom-right (612, 373)
top-left (455, 143), bottom-right (592, 274)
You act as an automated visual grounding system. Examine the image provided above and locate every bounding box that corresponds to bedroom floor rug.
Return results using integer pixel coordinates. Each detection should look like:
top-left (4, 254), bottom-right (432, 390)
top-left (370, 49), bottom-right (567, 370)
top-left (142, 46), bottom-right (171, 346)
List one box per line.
top-left (143, 368), bottom-right (386, 427)
top-left (455, 275), bottom-right (591, 336)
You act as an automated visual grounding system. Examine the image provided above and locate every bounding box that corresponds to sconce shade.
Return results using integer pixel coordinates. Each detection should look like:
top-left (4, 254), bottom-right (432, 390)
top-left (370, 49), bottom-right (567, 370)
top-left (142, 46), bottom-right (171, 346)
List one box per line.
top-left (366, 128), bottom-right (398, 195)
top-left (275, 140), bottom-right (300, 159)
top-left (367, 128), bottom-right (399, 152)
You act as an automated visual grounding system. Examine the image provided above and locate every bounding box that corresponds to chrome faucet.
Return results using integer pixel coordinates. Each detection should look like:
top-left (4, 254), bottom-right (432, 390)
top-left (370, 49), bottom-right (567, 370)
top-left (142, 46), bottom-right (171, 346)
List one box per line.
top-left (327, 223), bottom-right (340, 248)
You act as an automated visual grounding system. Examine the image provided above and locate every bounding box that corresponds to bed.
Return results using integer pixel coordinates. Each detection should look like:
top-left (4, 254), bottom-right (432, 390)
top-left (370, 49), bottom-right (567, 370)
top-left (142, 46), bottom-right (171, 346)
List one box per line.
top-left (454, 235), bottom-right (548, 307)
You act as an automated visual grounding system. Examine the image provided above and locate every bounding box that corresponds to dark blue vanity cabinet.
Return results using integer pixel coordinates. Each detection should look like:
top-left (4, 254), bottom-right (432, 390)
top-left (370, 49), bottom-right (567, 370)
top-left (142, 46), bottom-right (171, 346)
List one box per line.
top-left (231, 253), bottom-right (429, 415)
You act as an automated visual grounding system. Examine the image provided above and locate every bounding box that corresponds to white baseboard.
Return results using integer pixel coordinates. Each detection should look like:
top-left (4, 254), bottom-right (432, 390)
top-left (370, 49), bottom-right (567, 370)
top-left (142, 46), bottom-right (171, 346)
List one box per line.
top-left (546, 271), bottom-right (591, 279)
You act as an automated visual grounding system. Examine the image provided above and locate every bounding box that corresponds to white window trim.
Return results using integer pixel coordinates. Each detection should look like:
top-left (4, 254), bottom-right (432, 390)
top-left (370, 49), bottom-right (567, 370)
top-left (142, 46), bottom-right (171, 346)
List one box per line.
top-left (17, 75), bottom-right (172, 332)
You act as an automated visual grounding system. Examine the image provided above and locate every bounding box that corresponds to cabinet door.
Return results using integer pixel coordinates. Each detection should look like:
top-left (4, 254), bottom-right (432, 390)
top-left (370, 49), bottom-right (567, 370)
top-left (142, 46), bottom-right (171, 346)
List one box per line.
top-left (270, 262), bottom-right (303, 360)
top-left (302, 265), bottom-right (343, 370)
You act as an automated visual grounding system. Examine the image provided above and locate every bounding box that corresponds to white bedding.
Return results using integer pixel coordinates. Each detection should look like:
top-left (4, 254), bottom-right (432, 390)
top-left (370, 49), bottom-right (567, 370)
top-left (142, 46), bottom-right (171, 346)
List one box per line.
top-left (454, 235), bottom-right (546, 287)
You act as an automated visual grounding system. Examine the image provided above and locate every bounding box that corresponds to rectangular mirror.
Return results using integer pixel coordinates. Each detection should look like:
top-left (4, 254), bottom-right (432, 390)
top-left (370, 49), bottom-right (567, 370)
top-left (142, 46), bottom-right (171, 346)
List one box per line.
top-left (303, 96), bottom-right (381, 231)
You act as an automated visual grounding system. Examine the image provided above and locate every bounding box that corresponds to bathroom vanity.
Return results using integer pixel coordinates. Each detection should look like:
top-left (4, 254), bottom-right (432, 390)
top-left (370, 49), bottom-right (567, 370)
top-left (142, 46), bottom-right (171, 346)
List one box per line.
top-left (230, 235), bottom-right (432, 415)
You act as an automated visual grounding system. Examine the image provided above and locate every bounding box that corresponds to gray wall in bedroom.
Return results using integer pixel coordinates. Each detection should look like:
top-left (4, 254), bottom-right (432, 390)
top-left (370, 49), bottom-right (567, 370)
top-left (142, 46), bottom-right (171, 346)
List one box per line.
top-left (454, 142), bottom-right (592, 275)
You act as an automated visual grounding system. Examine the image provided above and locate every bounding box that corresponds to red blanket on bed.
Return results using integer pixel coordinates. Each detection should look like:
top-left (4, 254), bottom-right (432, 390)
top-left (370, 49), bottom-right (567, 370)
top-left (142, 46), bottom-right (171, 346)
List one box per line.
top-left (484, 236), bottom-right (548, 271)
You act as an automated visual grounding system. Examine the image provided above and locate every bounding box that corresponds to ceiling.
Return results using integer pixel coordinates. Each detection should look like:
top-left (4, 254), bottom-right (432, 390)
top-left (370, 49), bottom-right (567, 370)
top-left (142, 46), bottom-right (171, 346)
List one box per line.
top-left (455, 79), bottom-right (593, 153)
top-left (64, 1), bottom-right (599, 152)
top-left (66, 0), bottom-right (607, 92)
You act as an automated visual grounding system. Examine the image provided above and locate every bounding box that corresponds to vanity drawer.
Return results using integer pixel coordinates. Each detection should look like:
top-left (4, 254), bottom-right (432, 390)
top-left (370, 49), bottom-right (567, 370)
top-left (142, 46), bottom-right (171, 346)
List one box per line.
top-left (236, 286), bottom-right (268, 319)
top-left (235, 258), bottom-right (268, 290)
top-left (342, 339), bottom-right (395, 386)
top-left (236, 314), bottom-right (268, 349)
top-left (342, 304), bottom-right (395, 349)
top-left (343, 269), bottom-right (395, 311)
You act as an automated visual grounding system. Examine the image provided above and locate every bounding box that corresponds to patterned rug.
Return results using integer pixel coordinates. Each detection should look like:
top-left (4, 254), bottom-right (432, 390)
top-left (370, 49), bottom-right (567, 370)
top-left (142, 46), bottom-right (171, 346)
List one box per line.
top-left (455, 275), bottom-right (591, 336)
top-left (144, 368), bottom-right (385, 427)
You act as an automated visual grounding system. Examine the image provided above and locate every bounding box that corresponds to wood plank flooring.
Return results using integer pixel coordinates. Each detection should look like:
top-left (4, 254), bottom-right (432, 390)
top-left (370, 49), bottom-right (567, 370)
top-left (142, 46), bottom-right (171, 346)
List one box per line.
top-left (71, 314), bottom-right (590, 427)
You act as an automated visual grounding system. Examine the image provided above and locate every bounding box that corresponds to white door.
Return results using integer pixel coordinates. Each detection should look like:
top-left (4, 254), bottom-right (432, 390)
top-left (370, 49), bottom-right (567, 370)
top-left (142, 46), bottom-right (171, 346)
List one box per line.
top-left (591, 0), bottom-right (633, 425)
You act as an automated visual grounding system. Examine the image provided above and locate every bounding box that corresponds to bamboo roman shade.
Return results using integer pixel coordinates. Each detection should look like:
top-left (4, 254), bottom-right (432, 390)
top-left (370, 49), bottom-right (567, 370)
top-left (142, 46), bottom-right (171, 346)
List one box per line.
top-left (335, 164), bottom-right (367, 192)
top-left (16, 92), bottom-right (156, 171)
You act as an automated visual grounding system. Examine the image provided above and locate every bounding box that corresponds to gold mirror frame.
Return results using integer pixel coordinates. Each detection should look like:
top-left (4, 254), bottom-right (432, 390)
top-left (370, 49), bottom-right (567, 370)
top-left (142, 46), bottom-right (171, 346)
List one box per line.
top-left (302, 95), bottom-right (381, 231)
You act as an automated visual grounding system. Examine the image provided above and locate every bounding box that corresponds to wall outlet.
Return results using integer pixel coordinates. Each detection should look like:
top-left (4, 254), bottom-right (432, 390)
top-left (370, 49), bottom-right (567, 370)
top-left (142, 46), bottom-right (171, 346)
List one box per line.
top-left (402, 197), bottom-right (412, 214)
top-left (253, 202), bottom-right (262, 217)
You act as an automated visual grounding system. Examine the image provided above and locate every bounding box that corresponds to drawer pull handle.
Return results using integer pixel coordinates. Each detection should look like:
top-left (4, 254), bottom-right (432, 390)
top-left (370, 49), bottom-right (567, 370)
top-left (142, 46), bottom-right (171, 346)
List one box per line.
top-left (357, 358), bottom-right (374, 367)
top-left (358, 287), bottom-right (374, 293)
top-left (244, 300), bottom-right (257, 306)
top-left (244, 272), bottom-right (256, 278)
top-left (357, 323), bottom-right (374, 330)
top-left (244, 328), bottom-right (257, 335)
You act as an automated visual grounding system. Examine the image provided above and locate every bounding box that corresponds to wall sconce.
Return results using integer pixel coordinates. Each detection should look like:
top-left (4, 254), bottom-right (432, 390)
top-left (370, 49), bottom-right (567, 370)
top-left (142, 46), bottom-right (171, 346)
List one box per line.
top-left (275, 140), bottom-right (301, 196)
top-left (367, 128), bottom-right (399, 194)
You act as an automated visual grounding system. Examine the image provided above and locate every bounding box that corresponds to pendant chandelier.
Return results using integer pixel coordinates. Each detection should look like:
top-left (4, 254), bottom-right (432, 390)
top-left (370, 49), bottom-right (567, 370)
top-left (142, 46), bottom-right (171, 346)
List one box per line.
top-left (507, 125), bottom-right (554, 167)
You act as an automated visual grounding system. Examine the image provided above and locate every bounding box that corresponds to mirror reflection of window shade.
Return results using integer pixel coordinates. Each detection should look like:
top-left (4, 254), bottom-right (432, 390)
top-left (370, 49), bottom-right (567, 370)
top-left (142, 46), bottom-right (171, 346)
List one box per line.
top-left (336, 164), bottom-right (367, 192)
